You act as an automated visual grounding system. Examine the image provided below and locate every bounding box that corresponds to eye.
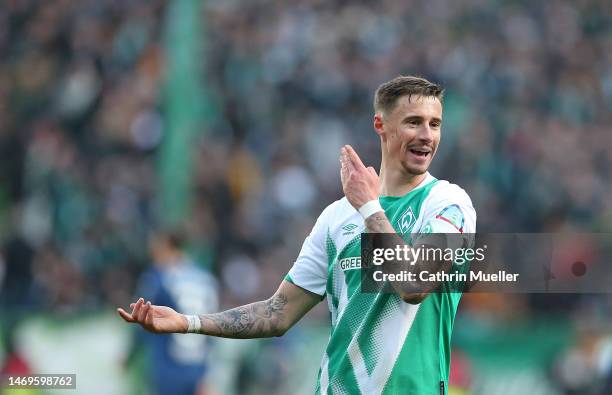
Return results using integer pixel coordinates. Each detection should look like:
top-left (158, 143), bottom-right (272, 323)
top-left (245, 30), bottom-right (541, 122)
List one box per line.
top-left (430, 121), bottom-right (441, 128)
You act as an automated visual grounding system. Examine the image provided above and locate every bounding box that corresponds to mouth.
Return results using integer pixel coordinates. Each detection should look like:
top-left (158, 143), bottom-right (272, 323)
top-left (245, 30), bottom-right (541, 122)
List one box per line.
top-left (408, 148), bottom-right (431, 158)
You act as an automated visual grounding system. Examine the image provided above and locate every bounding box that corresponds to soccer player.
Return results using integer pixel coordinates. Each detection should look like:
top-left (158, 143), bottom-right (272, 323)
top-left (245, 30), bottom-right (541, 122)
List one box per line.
top-left (125, 231), bottom-right (219, 395)
top-left (118, 76), bottom-right (476, 394)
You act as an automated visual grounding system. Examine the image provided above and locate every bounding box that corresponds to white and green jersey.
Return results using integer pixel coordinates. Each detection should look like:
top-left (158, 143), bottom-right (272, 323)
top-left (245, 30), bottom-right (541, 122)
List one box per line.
top-left (285, 173), bottom-right (476, 395)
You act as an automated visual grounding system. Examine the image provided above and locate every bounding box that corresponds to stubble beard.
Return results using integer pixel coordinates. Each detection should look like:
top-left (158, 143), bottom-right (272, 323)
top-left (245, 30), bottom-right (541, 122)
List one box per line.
top-left (401, 152), bottom-right (432, 176)
top-left (402, 162), bottom-right (428, 176)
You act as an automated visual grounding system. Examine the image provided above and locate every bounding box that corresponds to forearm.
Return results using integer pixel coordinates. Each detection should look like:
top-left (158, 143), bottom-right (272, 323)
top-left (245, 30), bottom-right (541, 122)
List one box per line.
top-left (364, 211), bottom-right (396, 233)
top-left (365, 211), bottom-right (448, 301)
top-left (196, 293), bottom-right (289, 339)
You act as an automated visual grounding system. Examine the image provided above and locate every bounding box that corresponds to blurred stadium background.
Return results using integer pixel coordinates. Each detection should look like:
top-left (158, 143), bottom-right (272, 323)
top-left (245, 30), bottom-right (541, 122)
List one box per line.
top-left (1, 0), bottom-right (612, 394)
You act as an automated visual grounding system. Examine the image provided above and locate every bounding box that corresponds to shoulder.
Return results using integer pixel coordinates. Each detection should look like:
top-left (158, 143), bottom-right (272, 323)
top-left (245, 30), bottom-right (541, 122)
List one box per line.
top-left (419, 178), bottom-right (477, 233)
top-left (137, 268), bottom-right (164, 299)
top-left (311, 197), bottom-right (363, 244)
top-left (141, 267), bottom-right (163, 284)
top-left (316, 197), bottom-right (359, 227)
top-left (427, 179), bottom-right (474, 209)
top-left (183, 262), bottom-right (218, 286)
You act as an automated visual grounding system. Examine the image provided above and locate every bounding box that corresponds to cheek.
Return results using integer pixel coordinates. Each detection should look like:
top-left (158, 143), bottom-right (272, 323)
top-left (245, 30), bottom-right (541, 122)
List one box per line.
top-left (385, 128), bottom-right (400, 146)
top-left (387, 127), bottom-right (415, 152)
top-left (433, 133), bottom-right (441, 147)
top-left (388, 132), bottom-right (405, 152)
top-left (395, 128), bottom-right (416, 147)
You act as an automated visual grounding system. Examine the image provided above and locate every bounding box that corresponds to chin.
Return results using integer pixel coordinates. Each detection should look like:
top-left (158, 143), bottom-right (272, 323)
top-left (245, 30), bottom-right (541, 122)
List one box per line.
top-left (402, 163), bottom-right (429, 176)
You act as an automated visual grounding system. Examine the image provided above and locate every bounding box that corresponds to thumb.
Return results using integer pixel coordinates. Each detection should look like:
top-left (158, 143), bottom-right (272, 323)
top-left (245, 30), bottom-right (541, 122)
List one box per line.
top-left (117, 308), bottom-right (136, 323)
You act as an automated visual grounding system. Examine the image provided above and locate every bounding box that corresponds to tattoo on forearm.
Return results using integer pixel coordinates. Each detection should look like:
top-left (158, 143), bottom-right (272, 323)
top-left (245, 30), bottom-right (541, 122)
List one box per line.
top-left (198, 293), bottom-right (288, 338)
top-left (365, 212), bottom-right (394, 233)
top-left (364, 212), bottom-right (450, 302)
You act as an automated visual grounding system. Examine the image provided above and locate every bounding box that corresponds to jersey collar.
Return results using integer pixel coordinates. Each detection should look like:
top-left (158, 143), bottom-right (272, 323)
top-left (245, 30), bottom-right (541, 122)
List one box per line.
top-left (379, 172), bottom-right (436, 199)
top-left (412, 172), bottom-right (435, 192)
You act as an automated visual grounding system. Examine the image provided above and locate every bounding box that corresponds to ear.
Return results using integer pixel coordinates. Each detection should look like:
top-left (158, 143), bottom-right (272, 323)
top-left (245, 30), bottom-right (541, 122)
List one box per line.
top-left (373, 114), bottom-right (385, 138)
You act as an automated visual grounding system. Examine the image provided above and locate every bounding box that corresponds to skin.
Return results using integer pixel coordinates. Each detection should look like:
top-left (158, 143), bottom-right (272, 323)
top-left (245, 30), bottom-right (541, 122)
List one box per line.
top-left (117, 281), bottom-right (320, 336)
top-left (118, 93), bottom-right (444, 335)
top-left (375, 94), bottom-right (442, 197)
top-left (340, 94), bottom-right (445, 303)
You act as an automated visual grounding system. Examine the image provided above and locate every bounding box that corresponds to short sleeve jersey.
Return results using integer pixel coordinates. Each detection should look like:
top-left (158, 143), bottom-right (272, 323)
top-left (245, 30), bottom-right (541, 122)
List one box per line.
top-left (285, 173), bottom-right (476, 395)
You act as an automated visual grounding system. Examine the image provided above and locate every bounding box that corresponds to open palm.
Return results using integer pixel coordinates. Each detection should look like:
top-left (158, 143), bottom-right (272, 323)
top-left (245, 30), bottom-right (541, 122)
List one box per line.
top-left (117, 298), bottom-right (187, 333)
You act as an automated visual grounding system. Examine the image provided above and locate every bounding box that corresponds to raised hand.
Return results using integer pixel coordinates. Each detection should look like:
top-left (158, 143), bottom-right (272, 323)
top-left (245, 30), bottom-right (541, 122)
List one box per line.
top-left (340, 145), bottom-right (380, 210)
top-left (117, 298), bottom-right (188, 333)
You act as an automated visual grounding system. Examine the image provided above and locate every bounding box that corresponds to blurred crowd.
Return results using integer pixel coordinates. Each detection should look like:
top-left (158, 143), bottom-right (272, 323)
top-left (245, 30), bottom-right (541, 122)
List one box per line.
top-left (1, 0), bottom-right (612, 393)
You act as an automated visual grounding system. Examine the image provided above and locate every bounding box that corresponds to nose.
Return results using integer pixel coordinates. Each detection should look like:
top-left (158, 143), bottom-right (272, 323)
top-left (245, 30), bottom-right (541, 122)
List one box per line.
top-left (417, 124), bottom-right (434, 144)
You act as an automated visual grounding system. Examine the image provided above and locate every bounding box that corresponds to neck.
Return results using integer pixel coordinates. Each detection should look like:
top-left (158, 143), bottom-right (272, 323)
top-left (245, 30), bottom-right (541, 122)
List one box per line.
top-left (158, 251), bottom-right (185, 267)
top-left (378, 162), bottom-right (428, 197)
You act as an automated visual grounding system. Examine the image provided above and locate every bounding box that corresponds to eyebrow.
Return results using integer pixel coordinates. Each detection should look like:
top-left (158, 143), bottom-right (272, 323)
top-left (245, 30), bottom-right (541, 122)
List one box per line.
top-left (403, 115), bottom-right (443, 123)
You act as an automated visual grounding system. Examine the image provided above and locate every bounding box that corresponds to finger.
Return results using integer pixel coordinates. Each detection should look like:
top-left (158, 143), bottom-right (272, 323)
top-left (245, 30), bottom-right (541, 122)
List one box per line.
top-left (340, 157), bottom-right (351, 187)
top-left (345, 145), bottom-right (366, 170)
top-left (137, 300), bottom-right (151, 322)
top-left (144, 302), bottom-right (154, 326)
top-left (341, 147), bottom-right (355, 172)
top-left (340, 150), bottom-right (349, 173)
top-left (132, 298), bottom-right (144, 320)
top-left (367, 166), bottom-right (378, 177)
top-left (117, 308), bottom-right (136, 323)
top-left (132, 298), bottom-right (143, 316)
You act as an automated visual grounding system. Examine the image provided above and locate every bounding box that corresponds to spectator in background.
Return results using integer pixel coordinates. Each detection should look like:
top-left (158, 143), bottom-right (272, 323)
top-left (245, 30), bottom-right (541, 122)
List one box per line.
top-left (126, 230), bottom-right (219, 395)
top-left (0, 223), bottom-right (35, 309)
top-left (1, 1), bottom-right (611, 393)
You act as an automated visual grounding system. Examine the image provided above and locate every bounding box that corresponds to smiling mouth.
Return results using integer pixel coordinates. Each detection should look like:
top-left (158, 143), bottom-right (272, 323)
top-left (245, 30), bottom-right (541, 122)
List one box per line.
top-left (409, 148), bottom-right (431, 158)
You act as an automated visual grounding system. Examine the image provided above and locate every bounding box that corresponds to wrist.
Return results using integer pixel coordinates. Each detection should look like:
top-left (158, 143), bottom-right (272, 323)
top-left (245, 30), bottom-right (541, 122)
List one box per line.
top-left (183, 314), bottom-right (201, 334)
top-left (358, 199), bottom-right (383, 219)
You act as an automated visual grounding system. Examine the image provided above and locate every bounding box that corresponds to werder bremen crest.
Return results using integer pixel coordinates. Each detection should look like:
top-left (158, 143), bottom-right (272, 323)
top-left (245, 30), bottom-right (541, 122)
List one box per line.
top-left (398, 207), bottom-right (416, 234)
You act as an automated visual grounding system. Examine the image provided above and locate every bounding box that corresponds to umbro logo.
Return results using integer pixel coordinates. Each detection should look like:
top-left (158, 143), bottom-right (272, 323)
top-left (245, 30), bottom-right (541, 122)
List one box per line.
top-left (342, 223), bottom-right (358, 235)
top-left (342, 224), bottom-right (358, 231)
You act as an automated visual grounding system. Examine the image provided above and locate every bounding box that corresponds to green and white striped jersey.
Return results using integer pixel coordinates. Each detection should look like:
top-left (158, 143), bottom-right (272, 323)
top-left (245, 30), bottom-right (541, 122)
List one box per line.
top-left (285, 173), bottom-right (476, 395)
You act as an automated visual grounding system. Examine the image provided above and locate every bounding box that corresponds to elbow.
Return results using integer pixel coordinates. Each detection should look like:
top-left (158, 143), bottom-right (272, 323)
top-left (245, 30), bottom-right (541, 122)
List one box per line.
top-left (400, 292), bottom-right (427, 305)
top-left (272, 320), bottom-right (291, 337)
top-left (273, 325), bottom-right (289, 337)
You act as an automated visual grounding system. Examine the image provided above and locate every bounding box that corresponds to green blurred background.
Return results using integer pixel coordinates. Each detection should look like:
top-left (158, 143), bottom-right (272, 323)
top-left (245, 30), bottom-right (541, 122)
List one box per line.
top-left (1, 0), bottom-right (612, 394)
